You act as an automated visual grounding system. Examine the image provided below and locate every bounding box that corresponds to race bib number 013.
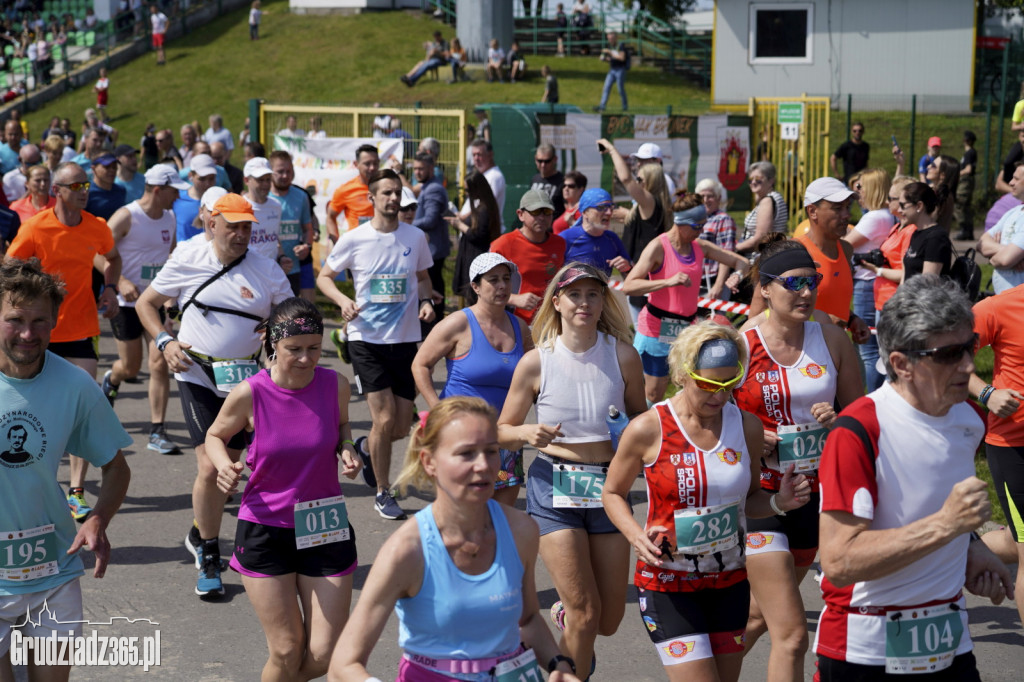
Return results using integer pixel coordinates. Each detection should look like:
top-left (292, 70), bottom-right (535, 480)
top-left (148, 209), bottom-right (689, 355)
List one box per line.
top-left (673, 501), bottom-right (740, 556)
top-left (0, 525), bottom-right (58, 581)
top-left (212, 360), bottom-right (258, 393)
top-left (776, 422), bottom-right (826, 473)
top-left (493, 649), bottom-right (544, 682)
top-left (369, 273), bottom-right (407, 303)
top-left (294, 495), bottom-right (351, 550)
top-left (884, 604), bottom-right (963, 674)
top-left (552, 463), bottom-right (606, 508)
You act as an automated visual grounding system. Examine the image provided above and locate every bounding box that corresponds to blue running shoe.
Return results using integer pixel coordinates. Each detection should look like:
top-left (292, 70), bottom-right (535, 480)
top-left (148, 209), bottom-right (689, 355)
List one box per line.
top-left (196, 553), bottom-right (225, 599)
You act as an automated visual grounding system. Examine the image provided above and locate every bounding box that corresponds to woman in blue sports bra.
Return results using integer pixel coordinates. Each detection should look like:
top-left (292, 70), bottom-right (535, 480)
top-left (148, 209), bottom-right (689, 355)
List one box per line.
top-left (413, 253), bottom-right (533, 505)
top-left (327, 397), bottom-right (580, 682)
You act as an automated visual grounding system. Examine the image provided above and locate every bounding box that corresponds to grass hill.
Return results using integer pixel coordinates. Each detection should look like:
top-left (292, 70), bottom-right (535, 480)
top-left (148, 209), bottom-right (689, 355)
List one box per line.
top-left (23, 1), bottom-right (710, 143)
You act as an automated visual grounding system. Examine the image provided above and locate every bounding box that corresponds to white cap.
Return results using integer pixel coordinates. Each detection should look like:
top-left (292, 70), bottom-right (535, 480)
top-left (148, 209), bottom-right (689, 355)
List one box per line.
top-left (803, 177), bottom-right (855, 207)
top-left (632, 143), bottom-right (663, 160)
top-left (200, 186), bottom-right (229, 212)
top-left (190, 153), bottom-right (217, 177)
top-left (399, 186), bottom-right (418, 209)
top-left (468, 252), bottom-right (522, 294)
top-left (144, 164), bottom-right (191, 190)
top-left (243, 156), bottom-right (272, 178)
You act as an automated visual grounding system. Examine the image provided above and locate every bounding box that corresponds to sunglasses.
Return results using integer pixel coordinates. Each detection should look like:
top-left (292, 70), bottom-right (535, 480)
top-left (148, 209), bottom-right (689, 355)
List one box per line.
top-left (688, 363), bottom-right (745, 393)
top-left (590, 204), bottom-right (614, 213)
top-left (535, 157), bottom-right (555, 164)
top-left (55, 181), bottom-right (90, 192)
top-left (563, 183), bottom-right (578, 189)
top-left (896, 334), bottom-right (977, 365)
top-left (763, 272), bottom-right (823, 292)
top-left (526, 207), bottom-right (554, 216)
top-left (898, 200), bottom-right (916, 209)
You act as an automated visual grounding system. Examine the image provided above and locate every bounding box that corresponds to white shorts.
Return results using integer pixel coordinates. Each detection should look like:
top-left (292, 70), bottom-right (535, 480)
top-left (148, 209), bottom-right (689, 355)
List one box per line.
top-left (0, 580), bottom-right (82, 656)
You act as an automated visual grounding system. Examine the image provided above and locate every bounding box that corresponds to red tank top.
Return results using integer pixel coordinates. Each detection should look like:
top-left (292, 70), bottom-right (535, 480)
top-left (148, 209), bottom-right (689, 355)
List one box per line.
top-left (634, 401), bottom-right (750, 592)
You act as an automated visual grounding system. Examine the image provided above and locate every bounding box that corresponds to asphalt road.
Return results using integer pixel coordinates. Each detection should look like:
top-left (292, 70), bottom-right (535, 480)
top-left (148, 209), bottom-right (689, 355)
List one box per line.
top-left (15, 323), bottom-right (1021, 681)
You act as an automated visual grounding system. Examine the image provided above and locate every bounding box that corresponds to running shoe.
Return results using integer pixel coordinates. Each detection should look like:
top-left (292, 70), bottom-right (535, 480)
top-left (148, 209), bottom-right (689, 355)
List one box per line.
top-left (195, 553), bottom-right (225, 599)
top-left (355, 436), bottom-right (376, 489)
top-left (147, 427), bottom-right (181, 455)
top-left (374, 491), bottom-right (407, 520)
top-left (101, 370), bottom-right (118, 406)
top-left (67, 491), bottom-right (91, 522)
top-left (550, 600), bottom-right (566, 631)
top-left (185, 525), bottom-right (203, 569)
top-left (330, 328), bottom-right (350, 364)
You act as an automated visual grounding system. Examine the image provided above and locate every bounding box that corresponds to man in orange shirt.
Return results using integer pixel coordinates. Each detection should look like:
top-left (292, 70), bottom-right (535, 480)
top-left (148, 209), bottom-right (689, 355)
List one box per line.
top-left (6, 161), bottom-right (122, 521)
top-left (325, 144), bottom-right (378, 240)
top-left (797, 177), bottom-right (870, 343)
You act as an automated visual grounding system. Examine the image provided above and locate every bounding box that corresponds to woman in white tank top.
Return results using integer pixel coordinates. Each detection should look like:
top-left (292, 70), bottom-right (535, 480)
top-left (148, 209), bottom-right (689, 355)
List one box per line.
top-left (499, 262), bottom-right (646, 678)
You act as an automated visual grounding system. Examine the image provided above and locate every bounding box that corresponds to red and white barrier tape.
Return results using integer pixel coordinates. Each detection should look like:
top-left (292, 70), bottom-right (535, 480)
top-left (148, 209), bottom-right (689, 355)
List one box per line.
top-left (608, 279), bottom-right (751, 316)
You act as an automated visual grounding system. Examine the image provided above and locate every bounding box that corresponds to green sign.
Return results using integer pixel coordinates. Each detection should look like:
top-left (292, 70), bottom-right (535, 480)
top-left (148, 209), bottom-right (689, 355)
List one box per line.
top-left (777, 102), bottom-right (804, 125)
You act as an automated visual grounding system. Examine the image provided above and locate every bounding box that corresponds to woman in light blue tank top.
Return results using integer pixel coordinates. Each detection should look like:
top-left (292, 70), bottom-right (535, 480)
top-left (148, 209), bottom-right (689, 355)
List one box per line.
top-left (327, 397), bottom-right (580, 682)
top-left (413, 253), bottom-right (533, 505)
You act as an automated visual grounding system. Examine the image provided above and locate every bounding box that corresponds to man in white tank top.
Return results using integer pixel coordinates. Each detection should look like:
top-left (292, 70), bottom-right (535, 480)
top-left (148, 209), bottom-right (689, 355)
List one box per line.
top-left (101, 165), bottom-right (189, 454)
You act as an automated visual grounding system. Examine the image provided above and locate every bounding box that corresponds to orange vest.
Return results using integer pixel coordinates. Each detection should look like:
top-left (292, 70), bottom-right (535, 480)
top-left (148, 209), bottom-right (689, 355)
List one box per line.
top-left (796, 233), bottom-right (853, 323)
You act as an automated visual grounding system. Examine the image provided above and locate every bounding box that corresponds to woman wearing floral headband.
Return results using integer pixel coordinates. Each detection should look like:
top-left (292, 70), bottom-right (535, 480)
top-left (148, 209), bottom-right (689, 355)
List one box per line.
top-left (499, 262), bottom-right (646, 678)
top-left (206, 297), bottom-right (362, 681)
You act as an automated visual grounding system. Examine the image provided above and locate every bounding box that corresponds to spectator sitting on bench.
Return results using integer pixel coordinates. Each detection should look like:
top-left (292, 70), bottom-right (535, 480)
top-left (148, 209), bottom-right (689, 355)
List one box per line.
top-left (507, 40), bottom-right (526, 83)
top-left (401, 30), bottom-right (449, 88)
top-left (486, 38), bottom-right (506, 83)
top-left (448, 37), bottom-right (469, 84)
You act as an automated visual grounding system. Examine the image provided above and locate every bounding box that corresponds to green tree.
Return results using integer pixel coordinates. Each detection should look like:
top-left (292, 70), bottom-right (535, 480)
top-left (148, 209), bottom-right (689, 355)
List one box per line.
top-left (618, 0), bottom-right (698, 23)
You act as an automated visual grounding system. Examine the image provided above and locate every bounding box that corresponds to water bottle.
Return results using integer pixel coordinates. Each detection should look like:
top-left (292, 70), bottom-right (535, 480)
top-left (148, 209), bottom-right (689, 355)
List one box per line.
top-left (607, 405), bottom-right (628, 451)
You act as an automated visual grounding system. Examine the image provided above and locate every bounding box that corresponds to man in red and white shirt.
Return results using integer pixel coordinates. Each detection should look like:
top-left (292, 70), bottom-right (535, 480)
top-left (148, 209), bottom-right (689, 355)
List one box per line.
top-left (816, 274), bottom-right (1013, 681)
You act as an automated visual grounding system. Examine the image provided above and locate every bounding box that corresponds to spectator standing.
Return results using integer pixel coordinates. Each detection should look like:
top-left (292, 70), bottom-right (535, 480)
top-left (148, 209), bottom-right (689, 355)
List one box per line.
top-left (829, 121), bottom-right (869, 184)
top-left (917, 136), bottom-right (941, 182)
top-left (202, 114), bottom-right (234, 162)
top-left (954, 130), bottom-right (978, 241)
top-left (632, 142), bottom-right (676, 197)
top-left (0, 119), bottom-right (23, 175)
top-left (552, 169), bottom-right (585, 234)
top-left (114, 144), bottom-right (145, 203)
top-left (210, 141), bottom-right (243, 193)
top-left (695, 177), bottom-right (737, 299)
top-left (85, 153), bottom-right (128, 221)
top-left (460, 139), bottom-right (506, 231)
top-left (541, 65), bottom-right (559, 102)
top-left (529, 143), bottom-right (564, 218)
top-left (178, 124), bottom-right (198, 168)
top-left (94, 67), bottom-right (109, 121)
top-left (407, 151), bottom-right (449, 327)
top-left (560, 188), bottom-right (632, 277)
top-left (594, 31), bottom-right (629, 112)
top-left (978, 164), bottom-right (1024, 293)
top-left (448, 170), bottom-right (502, 299)
top-left (150, 4), bottom-right (167, 66)
top-left (248, 0), bottom-right (262, 41)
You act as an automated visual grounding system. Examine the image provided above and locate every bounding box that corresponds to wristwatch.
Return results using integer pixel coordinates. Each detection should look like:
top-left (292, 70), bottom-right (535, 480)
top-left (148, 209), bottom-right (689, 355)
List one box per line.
top-left (547, 654), bottom-right (576, 674)
top-left (155, 331), bottom-right (174, 352)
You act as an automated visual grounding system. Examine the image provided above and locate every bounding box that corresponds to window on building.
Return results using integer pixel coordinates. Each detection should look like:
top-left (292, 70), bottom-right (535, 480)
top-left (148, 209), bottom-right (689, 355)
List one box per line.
top-left (749, 3), bottom-right (813, 65)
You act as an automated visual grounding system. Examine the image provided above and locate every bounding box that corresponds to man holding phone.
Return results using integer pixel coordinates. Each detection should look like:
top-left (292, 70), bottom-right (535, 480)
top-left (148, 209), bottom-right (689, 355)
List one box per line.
top-left (829, 122), bottom-right (869, 184)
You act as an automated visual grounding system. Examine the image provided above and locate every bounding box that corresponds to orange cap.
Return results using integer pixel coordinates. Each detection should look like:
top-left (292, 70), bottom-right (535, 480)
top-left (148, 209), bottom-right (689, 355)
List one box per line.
top-left (211, 194), bottom-right (258, 224)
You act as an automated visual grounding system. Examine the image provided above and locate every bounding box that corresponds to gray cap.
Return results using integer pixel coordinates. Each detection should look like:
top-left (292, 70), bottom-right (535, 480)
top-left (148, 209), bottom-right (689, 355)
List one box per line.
top-left (519, 188), bottom-right (554, 212)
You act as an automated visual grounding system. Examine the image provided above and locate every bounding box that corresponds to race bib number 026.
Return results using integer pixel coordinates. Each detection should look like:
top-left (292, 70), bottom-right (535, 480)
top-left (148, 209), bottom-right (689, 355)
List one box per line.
top-left (776, 422), bottom-right (826, 473)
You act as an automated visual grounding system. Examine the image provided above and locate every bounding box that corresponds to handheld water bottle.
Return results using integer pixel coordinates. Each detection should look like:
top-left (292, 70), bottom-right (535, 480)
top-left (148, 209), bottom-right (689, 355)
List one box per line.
top-left (607, 405), bottom-right (628, 451)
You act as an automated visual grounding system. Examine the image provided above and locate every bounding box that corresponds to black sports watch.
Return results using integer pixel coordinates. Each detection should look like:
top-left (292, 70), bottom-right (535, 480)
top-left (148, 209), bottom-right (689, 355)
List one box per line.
top-left (547, 654), bottom-right (576, 674)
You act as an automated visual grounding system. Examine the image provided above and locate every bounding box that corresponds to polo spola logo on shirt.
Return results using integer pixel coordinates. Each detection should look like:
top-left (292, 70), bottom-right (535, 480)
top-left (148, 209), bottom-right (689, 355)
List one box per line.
top-left (798, 363), bottom-right (827, 379)
top-left (670, 453), bottom-right (681, 466)
top-left (662, 641), bottom-right (695, 658)
top-left (746, 532), bottom-right (773, 549)
top-left (716, 448), bottom-right (741, 465)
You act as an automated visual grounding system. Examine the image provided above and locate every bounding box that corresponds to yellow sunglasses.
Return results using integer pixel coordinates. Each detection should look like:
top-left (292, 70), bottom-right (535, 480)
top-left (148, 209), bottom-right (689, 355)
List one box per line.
top-left (687, 362), bottom-right (745, 393)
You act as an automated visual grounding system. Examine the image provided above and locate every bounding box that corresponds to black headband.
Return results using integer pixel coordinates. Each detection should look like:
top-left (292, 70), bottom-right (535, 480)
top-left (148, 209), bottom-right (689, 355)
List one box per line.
top-left (759, 247), bottom-right (816, 279)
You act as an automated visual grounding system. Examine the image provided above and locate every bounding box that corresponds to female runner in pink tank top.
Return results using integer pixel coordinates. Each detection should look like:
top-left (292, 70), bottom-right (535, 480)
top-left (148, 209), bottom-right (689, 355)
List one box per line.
top-left (206, 298), bottom-right (362, 681)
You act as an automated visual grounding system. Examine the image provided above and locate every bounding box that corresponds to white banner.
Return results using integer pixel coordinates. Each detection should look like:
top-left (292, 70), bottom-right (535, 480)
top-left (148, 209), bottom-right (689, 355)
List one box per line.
top-left (273, 136), bottom-right (404, 228)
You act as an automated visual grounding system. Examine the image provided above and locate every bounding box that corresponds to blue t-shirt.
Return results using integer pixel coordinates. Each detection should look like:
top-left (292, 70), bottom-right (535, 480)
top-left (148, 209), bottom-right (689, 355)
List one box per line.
top-left (173, 194), bottom-right (202, 242)
top-left (561, 224), bottom-right (631, 276)
top-left (0, 352), bottom-right (131, 595)
top-left (273, 186), bottom-right (312, 275)
top-left (115, 172), bottom-right (146, 204)
top-left (918, 153), bottom-right (936, 177)
top-left (85, 184), bottom-right (127, 221)
top-left (0, 144), bottom-right (19, 175)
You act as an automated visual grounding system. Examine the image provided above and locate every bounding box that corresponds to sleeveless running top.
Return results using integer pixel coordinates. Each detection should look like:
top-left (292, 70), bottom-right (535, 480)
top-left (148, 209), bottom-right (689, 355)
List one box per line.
top-left (396, 499), bottom-right (523, 660)
top-left (240, 367), bottom-right (342, 527)
top-left (536, 333), bottom-right (625, 443)
top-left (117, 200), bottom-right (175, 308)
top-left (795, 234), bottom-right (853, 323)
top-left (635, 401), bottom-right (750, 592)
top-left (637, 234), bottom-right (703, 338)
top-left (742, 191), bottom-right (788, 245)
top-left (733, 322), bottom-right (837, 489)
top-left (439, 308), bottom-right (524, 412)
